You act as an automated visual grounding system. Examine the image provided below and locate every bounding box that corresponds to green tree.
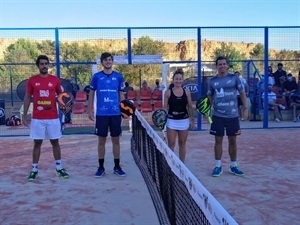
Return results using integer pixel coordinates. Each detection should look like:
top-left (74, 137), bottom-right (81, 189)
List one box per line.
top-left (116, 36), bottom-right (165, 88)
top-left (213, 42), bottom-right (246, 72)
top-left (250, 43), bottom-right (264, 59)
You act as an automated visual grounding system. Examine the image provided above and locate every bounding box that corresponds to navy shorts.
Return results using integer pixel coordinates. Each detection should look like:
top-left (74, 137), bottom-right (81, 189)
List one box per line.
top-left (95, 115), bottom-right (122, 137)
top-left (210, 116), bottom-right (241, 136)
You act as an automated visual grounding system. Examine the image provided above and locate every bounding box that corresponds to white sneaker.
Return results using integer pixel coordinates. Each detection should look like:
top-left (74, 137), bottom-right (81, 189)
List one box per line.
top-left (278, 104), bottom-right (285, 110)
top-left (275, 118), bottom-right (281, 123)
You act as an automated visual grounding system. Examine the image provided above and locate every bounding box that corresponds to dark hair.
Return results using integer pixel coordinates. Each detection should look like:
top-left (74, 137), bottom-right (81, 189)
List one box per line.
top-left (215, 56), bottom-right (227, 65)
top-left (173, 68), bottom-right (184, 79)
top-left (100, 52), bottom-right (114, 62)
top-left (277, 63), bottom-right (283, 67)
top-left (36, 55), bottom-right (49, 66)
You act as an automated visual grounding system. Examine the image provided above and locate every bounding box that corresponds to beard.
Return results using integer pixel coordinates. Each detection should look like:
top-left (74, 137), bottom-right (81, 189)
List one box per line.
top-left (40, 68), bottom-right (48, 74)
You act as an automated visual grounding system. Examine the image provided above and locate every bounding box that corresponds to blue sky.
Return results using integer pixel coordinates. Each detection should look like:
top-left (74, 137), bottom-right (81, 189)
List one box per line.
top-left (0, 0), bottom-right (299, 28)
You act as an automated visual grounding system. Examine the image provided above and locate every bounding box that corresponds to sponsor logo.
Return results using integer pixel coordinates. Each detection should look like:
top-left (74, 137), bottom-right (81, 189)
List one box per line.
top-left (0, 107), bottom-right (5, 118)
top-left (39, 90), bottom-right (49, 97)
top-left (35, 83), bottom-right (40, 86)
top-left (37, 106), bottom-right (43, 110)
top-left (37, 100), bottom-right (51, 105)
top-left (183, 83), bottom-right (198, 93)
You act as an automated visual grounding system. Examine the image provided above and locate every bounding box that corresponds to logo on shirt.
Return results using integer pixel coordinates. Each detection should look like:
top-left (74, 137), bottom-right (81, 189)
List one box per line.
top-left (35, 83), bottom-right (40, 86)
top-left (39, 90), bottom-right (50, 97)
top-left (48, 82), bottom-right (53, 87)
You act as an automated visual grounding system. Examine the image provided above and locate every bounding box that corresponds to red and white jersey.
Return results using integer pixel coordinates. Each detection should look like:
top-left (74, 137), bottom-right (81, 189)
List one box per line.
top-left (26, 74), bottom-right (62, 119)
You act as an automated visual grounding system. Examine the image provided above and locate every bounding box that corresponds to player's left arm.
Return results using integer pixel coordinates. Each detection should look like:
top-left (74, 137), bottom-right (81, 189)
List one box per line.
top-left (185, 89), bottom-right (194, 126)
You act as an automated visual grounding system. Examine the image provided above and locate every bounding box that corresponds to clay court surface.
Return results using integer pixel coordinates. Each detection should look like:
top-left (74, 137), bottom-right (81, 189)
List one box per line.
top-left (0, 128), bottom-right (299, 225)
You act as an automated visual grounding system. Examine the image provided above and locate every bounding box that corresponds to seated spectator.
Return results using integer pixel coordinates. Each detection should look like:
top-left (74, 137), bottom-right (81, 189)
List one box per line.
top-left (234, 71), bottom-right (249, 120)
top-left (262, 86), bottom-right (286, 123)
top-left (83, 84), bottom-right (91, 100)
top-left (290, 93), bottom-right (300, 122)
top-left (282, 73), bottom-right (298, 108)
top-left (151, 78), bottom-right (165, 92)
top-left (123, 81), bottom-right (134, 99)
top-left (268, 66), bottom-right (275, 86)
top-left (273, 63), bottom-right (287, 91)
top-left (140, 80), bottom-right (151, 92)
top-left (168, 81), bottom-right (174, 90)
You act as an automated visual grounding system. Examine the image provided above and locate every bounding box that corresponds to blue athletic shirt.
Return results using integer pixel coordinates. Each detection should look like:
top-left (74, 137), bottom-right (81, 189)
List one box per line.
top-left (90, 70), bottom-right (124, 116)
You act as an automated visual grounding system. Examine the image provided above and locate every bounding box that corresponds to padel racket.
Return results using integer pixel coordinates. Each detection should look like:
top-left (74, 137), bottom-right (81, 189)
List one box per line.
top-left (152, 109), bottom-right (168, 143)
top-left (57, 92), bottom-right (74, 115)
top-left (120, 99), bottom-right (136, 119)
top-left (196, 96), bottom-right (212, 124)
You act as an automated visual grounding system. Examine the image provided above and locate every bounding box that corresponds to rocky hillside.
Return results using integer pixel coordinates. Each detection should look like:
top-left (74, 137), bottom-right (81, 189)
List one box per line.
top-left (0, 38), bottom-right (280, 62)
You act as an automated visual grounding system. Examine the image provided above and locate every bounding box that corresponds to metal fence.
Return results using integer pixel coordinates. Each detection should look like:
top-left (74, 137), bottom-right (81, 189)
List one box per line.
top-left (0, 26), bottom-right (299, 136)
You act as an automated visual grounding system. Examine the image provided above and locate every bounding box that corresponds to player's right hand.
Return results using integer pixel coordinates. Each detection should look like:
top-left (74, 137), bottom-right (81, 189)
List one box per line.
top-left (22, 115), bottom-right (29, 127)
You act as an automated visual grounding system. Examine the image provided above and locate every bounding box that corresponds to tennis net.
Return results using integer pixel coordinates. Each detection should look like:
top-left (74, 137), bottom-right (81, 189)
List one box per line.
top-left (131, 111), bottom-right (238, 225)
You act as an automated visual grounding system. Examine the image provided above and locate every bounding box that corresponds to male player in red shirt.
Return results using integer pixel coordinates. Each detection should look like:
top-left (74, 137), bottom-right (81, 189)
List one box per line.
top-left (22, 55), bottom-right (69, 181)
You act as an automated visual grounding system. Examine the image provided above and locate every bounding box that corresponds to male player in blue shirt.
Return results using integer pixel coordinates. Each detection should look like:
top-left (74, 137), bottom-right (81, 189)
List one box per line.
top-left (87, 52), bottom-right (126, 177)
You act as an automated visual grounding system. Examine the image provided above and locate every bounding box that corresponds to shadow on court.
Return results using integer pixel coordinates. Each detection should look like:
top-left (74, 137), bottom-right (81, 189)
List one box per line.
top-left (0, 133), bottom-right (160, 225)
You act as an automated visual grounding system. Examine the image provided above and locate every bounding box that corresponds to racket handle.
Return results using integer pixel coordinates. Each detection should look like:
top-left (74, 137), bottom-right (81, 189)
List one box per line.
top-left (208, 116), bottom-right (213, 124)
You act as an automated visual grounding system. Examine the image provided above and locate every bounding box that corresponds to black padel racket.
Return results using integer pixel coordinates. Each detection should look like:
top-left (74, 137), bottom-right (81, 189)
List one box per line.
top-left (57, 92), bottom-right (74, 115)
top-left (196, 96), bottom-right (212, 124)
top-left (120, 99), bottom-right (136, 119)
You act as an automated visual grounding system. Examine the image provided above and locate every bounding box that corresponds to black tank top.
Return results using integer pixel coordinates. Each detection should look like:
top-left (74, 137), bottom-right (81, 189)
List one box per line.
top-left (167, 88), bottom-right (189, 120)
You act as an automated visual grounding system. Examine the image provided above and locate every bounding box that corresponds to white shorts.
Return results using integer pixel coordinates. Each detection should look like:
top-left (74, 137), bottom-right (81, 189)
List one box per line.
top-left (30, 118), bottom-right (62, 140)
top-left (166, 118), bottom-right (189, 130)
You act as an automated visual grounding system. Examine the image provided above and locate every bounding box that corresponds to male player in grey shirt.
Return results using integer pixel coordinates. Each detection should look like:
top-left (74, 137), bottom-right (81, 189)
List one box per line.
top-left (207, 56), bottom-right (248, 177)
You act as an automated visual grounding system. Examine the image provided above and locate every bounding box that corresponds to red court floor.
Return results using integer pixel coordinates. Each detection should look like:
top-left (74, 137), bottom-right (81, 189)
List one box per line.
top-left (0, 128), bottom-right (299, 225)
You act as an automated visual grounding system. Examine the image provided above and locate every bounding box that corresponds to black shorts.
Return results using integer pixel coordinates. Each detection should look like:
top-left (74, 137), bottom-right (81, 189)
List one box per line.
top-left (95, 115), bottom-right (122, 137)
top-left (237, 96), bottom-right (243, 106)
top-left (210, 116), bottom-right (241, 136)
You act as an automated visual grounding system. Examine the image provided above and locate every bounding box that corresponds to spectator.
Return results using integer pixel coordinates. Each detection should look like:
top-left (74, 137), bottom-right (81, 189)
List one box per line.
top-left (123, 81), bottom-right (134, 133)
top-left (123, 81), bottom-right (134, 99)
top-left (273, 63), bottom-right (287, 90)
top-left (234, 71), bottom-right (249, 121)
top-left (268, 66), bottom-right (275, 86)
top-left (290, 93), bottom-right (300, 122)
top-left (70, 76), bottom-right (80, 98)
top-left (282, 73), bottom-right (298, 108)
top-left (151, 78), bottom-right (165, 92)
top-left (168, 81), bottom-right (174, 90)
top-left (262, 86), bottom-right (286, 123)
top-left (83, 84), bottom-right (91, 100)
top-left (140, 80), bottom-right (151, 92)
top-left (65, 76), bottom-right (79, 124)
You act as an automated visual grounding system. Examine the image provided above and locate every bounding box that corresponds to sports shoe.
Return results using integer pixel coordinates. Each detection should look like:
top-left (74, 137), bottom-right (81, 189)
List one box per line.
top-left (27, 170), bottom-right (38, 182)
top-left (113, 166), bottom-right (126, 177)
top-left (211, 166), bottom-right (223, 177)
top-left (229, 165), bottom-right (244, 176)
top-left (278, 104), bottom-right (285, 110)
top-left (94, 167), bottom-right (105, 177)
top-left (56, 168), bottom-right (69, 179)
top-left (275, 118), bottom-right (281, 123)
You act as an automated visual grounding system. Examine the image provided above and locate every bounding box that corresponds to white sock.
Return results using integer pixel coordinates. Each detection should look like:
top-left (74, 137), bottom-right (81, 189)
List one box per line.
top-left (55, 160), bottom-right (62, 170)
top-left (231, 161), bottom-right (237, 167)
top-left (215, 160), bottom-right (221, 167)
top-left (32, 163), bottom-right (38, 172)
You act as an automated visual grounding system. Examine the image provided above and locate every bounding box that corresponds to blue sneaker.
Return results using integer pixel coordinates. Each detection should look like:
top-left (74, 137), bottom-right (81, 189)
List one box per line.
top-left (229, 165), bottom-right (244, 176)
top-left (94, 167), bottom-right (105, 177)
top-left (212, 166), bottom-right (222, 177)
top-left (113, 166), bottom-right (126, 177)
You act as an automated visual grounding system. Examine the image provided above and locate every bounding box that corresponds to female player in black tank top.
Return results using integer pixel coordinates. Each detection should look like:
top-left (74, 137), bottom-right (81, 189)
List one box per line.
top-left (163, 68), bottom-right (195, 163)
